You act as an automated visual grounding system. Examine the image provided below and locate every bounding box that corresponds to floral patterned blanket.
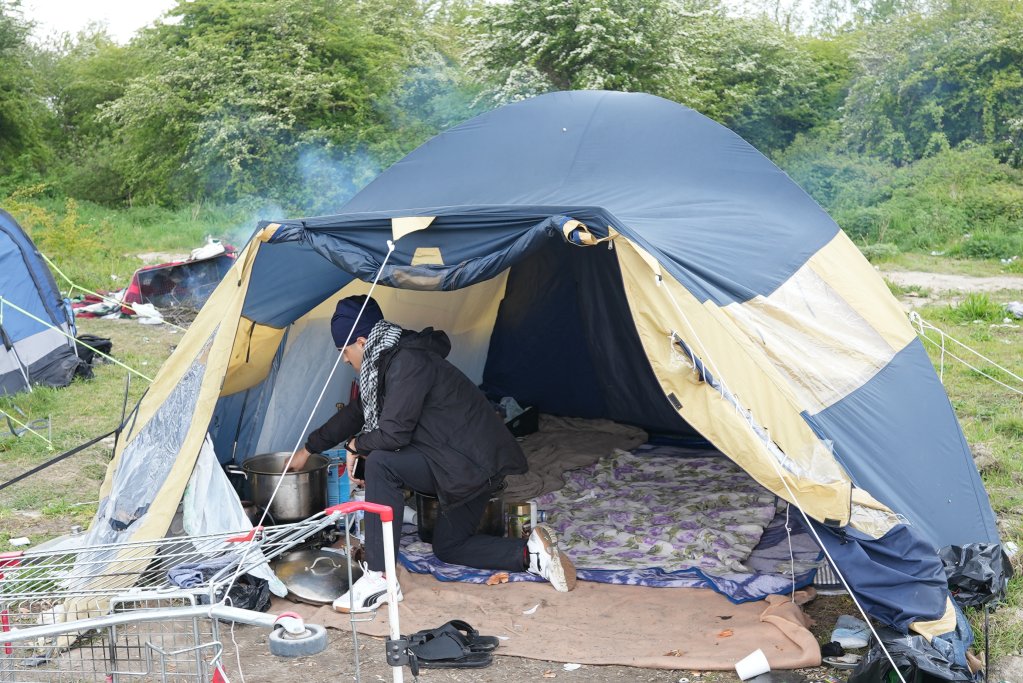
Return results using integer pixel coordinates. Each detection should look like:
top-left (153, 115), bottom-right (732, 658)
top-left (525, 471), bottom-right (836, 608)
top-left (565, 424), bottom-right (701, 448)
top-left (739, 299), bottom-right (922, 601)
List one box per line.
top-left (398, 444), bottom-right (822, 603)
top-left (533, 449), bottom-right (776, 573)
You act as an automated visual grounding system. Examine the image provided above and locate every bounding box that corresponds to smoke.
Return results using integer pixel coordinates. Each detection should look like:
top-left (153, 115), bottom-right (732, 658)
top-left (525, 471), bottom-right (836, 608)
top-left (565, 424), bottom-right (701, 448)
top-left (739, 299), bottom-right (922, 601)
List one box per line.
top-left (294, 144), bottom-right (383, 215)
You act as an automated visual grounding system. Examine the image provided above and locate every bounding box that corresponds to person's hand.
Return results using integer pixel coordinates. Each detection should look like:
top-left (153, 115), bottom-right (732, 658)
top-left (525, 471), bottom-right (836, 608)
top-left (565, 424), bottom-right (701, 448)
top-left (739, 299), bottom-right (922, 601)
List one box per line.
top-left (287, 447), bottom-right (311, 472)
top-left (346, 448), bottom-right (364, 487)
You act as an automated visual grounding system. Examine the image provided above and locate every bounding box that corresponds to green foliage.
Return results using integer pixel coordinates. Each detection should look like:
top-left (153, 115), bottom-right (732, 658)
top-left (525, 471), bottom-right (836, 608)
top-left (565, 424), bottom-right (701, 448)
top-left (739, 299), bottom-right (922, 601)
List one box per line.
top-left (1, 190), bottom-right (248, 292)
top-left (463, 0), bottom-right (684, 100)
top-left (96, 0), bottom-right (449, 210)
top-left (859, 242), bottom-right (900, 262)
top-left (781, 138), bottom-right (1023, 254)
top-left (841, 0), bottom-right (1023, 167)
top-left (463, 1), bottom-right (850, 155)
top-left (0, 1), bottom-right (54, 187)
top-left (938, 293), bottom-right (1005, 324)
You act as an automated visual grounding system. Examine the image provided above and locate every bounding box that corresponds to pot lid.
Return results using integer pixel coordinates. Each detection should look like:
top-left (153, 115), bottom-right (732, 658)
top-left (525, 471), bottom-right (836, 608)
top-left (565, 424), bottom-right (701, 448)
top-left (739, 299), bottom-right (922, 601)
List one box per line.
top-left (272, 548), bottom-right (362, 605)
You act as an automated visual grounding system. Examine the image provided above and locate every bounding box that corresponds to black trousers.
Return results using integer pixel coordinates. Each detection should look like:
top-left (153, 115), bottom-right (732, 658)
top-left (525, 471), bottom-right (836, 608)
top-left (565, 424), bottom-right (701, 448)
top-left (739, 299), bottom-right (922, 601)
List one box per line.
top-left (363, 446), bottom-right (527, 573)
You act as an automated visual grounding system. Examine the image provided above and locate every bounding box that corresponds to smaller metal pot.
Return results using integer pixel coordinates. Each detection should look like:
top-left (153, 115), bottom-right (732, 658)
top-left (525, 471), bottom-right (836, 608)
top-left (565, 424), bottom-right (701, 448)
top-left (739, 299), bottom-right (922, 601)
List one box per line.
top-left (415, 491), bottom-right (505, 543)
top-left (241, 452), bottom-right (328, 524)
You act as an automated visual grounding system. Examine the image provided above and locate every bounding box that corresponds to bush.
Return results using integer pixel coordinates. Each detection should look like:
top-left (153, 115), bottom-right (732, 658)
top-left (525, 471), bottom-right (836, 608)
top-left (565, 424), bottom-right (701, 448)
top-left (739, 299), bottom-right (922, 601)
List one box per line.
top-left (950, 232), bottom-right (1023, 260)
top-left (941, 293), bottom-right (1005, 324)
top-left (859, 243), bottom-right (900, 262)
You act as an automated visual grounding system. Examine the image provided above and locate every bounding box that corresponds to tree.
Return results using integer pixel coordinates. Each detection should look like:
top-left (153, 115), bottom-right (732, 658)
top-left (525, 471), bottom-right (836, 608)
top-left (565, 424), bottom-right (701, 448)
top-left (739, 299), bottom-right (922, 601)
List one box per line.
top-left (463, 0), bottom-right (851, 155)
top-left (99, 0), bottom-right (421, 209)
top-left (841, 0), bottom-right (1023, 167)
top-left (462, 0), bottom-right (686, 104)
top-left (37, 26), bottom-right (140, 202)
top-left (0, 0), bottom-right (53, 185)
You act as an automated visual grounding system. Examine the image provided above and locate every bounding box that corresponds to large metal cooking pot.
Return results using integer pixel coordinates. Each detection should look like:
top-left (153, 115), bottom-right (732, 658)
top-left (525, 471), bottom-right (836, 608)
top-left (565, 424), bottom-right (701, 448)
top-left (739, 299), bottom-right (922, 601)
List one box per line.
top-left (241, 452), bottom-right (328, 524)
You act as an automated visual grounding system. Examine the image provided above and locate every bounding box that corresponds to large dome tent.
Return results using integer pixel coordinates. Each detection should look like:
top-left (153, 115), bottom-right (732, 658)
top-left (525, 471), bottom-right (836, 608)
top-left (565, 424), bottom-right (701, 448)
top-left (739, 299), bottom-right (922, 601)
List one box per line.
top-left (90, 91), bottom-right (997, 670)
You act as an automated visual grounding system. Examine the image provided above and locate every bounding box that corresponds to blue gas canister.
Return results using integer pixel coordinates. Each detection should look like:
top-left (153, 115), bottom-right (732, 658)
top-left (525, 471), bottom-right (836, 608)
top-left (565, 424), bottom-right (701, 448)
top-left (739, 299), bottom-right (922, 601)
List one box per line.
top-left (325, 449), bottom-right (351, 507)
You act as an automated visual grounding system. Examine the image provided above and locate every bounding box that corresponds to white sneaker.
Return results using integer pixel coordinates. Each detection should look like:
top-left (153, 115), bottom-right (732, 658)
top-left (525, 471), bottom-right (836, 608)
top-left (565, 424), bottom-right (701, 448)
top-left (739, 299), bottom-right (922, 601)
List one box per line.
top-left (525, 524), bottom-right (576, 592)
top-left (332, 562), bottom-right (403, 613)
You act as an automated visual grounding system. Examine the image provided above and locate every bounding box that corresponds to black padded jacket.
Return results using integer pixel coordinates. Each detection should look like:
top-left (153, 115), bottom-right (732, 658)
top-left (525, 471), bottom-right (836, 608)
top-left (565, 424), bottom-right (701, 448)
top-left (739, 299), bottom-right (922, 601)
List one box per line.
top-left (304, 327), bottom-right (527, 507)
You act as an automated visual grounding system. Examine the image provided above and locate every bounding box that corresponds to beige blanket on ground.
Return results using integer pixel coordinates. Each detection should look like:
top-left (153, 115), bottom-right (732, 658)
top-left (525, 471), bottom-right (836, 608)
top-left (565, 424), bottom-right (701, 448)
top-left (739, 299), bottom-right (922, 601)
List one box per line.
top-left (275, 568), bottom-right (821, 670)
top-left (502, 415), bottom-right (648, 501)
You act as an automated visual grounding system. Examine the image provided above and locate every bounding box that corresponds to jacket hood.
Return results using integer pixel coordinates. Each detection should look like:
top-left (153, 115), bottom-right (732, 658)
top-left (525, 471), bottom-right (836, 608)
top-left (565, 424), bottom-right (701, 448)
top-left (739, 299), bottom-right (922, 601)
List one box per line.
top-left (397, 327), bottom-right (451, 358)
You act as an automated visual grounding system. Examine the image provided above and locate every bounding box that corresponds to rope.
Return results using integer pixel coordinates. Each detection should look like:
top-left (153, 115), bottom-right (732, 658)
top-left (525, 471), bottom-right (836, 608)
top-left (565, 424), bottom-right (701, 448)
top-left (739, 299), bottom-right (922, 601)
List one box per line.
top-left (0, 296), bottom-right (153, 383)
top-left (220, 240), bottom-right (398, 604)
top-left (0, 427), bottom-right (117, 490)
top-left (655, 276), bottom-right (909, 683)
top-left (910, 312), bottom-right (1023, 396)
top-left (0, 407), bottom-right (52, 447)
top-left (39, 251), bottom-right (190, 333)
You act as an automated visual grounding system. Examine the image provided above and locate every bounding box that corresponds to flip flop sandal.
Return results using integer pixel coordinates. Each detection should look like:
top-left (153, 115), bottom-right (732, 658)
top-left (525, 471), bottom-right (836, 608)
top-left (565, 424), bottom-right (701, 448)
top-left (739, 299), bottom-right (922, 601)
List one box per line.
top-left (407, 629), bottom-right (493, 670)
top-left (409, 619), bottom-right (499, 653)
top-left (823, 653), bottom-right (862, 669)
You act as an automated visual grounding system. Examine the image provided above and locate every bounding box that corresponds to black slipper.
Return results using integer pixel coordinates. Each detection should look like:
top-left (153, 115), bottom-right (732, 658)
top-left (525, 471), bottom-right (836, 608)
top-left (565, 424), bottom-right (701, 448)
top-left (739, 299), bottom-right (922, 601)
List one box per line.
top-left (409, 619), bottom-right (499, 653)
top-left (408, 629), bottom-right (493, 669)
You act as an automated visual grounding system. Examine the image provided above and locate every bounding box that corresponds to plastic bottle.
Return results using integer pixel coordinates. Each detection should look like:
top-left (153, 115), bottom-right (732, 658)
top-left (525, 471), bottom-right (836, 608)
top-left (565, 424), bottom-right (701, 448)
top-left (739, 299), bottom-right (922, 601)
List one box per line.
top-left (325, 448), bottom-right (350, 507)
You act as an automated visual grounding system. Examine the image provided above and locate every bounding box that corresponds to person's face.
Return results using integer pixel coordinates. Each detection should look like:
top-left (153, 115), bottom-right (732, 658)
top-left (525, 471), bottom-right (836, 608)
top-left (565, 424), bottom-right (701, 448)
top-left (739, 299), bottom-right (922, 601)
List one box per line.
top-left (340, 337), bottom-right (366, 372)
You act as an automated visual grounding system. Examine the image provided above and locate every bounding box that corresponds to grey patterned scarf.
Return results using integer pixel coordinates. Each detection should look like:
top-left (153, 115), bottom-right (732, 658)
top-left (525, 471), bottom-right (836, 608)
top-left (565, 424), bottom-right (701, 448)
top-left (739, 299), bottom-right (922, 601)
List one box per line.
top-left (358, 320), bottom-right (404, 432)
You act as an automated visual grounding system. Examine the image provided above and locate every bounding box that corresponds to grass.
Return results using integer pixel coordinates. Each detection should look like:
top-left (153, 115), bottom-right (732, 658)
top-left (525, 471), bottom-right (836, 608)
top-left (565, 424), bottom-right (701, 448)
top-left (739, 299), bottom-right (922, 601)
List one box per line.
top-left (0, 318), bottom-right (183, 548)
top-left (879, 251), bottom-right (1023, 278)
top-left (1, 191), bottom-right (260, 293)
top-left (913, 299), bottom-right (1023, 656)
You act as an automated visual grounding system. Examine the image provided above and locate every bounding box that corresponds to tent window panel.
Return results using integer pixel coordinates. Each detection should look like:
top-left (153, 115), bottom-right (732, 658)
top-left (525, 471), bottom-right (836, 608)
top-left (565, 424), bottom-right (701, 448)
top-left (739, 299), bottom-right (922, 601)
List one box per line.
top-left (725, 265), bottom-right (895, 412)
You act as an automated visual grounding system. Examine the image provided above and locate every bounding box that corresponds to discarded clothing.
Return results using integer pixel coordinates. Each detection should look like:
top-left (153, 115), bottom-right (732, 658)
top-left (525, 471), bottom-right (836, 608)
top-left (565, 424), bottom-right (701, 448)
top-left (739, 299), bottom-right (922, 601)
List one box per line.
top-left (167, 554), bottom-right (238, 588)
top-left (831, 614), bottom-right (870, 649)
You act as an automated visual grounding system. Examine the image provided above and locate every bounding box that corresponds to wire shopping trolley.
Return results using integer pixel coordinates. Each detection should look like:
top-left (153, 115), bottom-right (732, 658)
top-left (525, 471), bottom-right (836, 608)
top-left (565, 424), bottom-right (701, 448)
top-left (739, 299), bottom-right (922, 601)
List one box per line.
top-left (0, 510), bottom-right (341, 682)
top-left (0, 502), bottom-right (406, 683)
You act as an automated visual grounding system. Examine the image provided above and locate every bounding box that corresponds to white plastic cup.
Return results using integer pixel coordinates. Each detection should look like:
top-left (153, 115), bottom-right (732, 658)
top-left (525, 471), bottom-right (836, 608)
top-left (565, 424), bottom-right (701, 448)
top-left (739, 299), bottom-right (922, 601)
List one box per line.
top-left (735, 648), bottom-right (770, 681)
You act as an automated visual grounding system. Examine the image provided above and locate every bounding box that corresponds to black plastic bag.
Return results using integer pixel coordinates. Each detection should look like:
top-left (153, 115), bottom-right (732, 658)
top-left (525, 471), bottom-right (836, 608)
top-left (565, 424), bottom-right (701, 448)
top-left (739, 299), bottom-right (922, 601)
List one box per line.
top-left (200, 573), bottom-right (271, 612)
top-left (939, 543), bottom-right (1012, 607)
top-left (75, 334), bottom-right (113, 365)
top-left (847, 627), bottom-right (975, 683)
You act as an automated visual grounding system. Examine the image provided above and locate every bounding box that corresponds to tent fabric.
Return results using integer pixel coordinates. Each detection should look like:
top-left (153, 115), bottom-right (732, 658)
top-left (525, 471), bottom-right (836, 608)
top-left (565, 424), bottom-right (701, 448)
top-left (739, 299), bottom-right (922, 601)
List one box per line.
top-left (92, 91), bottom-right (999, 655)
top-left (804, 338), bottom-right (999, 548)
top-left (812, 522), bottom-right (950, 631)
top-left (0, 209), bottom-right (79, 395)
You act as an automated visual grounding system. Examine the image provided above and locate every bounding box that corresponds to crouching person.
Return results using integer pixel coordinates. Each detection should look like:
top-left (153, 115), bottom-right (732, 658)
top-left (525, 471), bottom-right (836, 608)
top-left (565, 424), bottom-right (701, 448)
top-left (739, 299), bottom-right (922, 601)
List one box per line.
top-left (288, 295), bottom-right (576, 612)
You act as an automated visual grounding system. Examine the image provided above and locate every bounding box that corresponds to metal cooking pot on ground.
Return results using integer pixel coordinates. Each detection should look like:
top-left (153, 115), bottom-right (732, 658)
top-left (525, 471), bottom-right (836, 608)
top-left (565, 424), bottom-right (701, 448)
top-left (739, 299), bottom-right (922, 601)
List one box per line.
top-left (240, 452), bottom-right (328, 524)
top-left (415, 490), bottom-right (504, 543)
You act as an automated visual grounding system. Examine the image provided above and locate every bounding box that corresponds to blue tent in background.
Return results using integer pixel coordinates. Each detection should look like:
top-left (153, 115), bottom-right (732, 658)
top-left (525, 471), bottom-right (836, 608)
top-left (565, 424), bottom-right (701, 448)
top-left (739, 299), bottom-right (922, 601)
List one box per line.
top-left (0, 209), bottom-right (80, 396)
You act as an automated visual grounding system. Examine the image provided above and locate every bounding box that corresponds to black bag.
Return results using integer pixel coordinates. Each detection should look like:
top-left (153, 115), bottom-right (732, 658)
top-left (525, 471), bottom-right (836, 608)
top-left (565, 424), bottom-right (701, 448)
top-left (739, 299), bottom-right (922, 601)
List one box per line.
top-left (75, 334), bottom-right (113, 366)
top-left (848, 619), bottom-right (977, 683)
top-left (939, 543), bottom-right (1013, 608)
top-left (199, 573), bottom-right (271, 612)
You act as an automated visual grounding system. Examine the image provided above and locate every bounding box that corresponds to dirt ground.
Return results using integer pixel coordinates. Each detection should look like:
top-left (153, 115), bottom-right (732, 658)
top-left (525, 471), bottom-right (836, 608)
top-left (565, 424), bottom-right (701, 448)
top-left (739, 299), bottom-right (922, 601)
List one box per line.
top-left (214, 609), bottom-right (848, 683)
top-left (881, 269), bottom-right (1023, 300)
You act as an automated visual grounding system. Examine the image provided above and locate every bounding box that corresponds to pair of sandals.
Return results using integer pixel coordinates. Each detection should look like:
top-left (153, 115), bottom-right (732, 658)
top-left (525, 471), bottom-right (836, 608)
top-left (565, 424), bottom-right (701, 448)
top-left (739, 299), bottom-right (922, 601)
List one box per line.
top-left (406, 619), bottom-right (498, 672)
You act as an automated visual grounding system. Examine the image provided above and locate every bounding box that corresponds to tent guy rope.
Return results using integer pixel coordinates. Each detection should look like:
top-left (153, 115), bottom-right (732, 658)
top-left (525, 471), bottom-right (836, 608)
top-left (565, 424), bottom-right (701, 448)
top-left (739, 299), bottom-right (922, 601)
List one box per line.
top-left (0, 296), bottom-right (154, 383)
top-left (220, 239), bottom-right (398, 609)
top-left (910, 311), bottom-right (1023, 396)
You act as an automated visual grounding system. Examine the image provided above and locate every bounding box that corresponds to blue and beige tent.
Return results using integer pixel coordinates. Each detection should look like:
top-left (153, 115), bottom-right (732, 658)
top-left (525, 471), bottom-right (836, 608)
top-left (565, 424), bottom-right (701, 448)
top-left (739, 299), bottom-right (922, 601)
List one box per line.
top-left (0, 209), bottom-right (80, 396)
top-left (92, 91), bottom-right (998, 664)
